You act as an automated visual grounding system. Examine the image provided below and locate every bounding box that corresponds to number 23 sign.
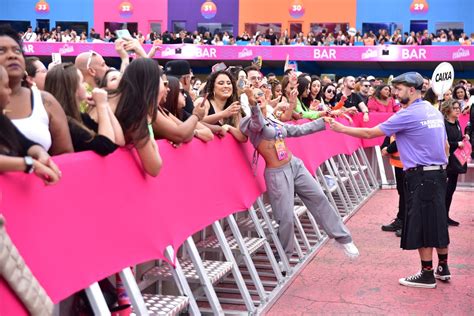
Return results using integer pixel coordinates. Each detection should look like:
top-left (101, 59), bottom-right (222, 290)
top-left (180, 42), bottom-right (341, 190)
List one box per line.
top-left (410, 0), bottom-right (429, 13)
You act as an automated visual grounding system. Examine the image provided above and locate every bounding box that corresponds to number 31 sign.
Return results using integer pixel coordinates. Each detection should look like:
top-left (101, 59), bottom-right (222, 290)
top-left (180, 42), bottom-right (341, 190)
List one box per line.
top-left (410, 0), bottom-right (429, 13)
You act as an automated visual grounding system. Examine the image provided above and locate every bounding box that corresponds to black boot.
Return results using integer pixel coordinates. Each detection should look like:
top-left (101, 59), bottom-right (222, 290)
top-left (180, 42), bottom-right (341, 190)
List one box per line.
top-left (381, 218), bottom-right (402, 232)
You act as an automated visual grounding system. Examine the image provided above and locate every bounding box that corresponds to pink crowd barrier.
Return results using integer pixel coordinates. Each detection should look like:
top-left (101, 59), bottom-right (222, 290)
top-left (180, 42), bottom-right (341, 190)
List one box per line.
top-left (0, 113), bottom-right (470, 314)
top-left (21, 42), bottom-right (474, 62)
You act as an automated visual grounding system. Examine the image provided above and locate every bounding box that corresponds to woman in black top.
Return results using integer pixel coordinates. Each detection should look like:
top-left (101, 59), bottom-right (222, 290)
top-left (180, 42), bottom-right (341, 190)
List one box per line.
top-left (441, 99), bottom-right (470, 226)
top-left (198, 70), bottom-right (247, 142)
top-left (0, 65), bottom-right (61, 184)
top-left (45, 63), bottom-right (125, 156)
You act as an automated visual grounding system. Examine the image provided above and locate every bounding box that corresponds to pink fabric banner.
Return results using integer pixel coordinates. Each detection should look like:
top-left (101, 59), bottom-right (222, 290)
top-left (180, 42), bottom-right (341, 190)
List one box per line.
top-left (0, 112), bottom-right (470, 314)
top-left (22, 42), bottom-right (474, 62)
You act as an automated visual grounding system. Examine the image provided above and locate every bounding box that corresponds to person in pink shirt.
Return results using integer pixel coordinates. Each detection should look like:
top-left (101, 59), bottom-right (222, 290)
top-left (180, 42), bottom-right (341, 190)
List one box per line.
top-left (367, 84), bottom-right (399, 112)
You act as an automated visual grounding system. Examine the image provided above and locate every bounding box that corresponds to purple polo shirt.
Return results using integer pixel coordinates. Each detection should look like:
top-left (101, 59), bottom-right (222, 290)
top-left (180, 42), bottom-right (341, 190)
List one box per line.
top-left (379, 99), bottom-right (447, 170)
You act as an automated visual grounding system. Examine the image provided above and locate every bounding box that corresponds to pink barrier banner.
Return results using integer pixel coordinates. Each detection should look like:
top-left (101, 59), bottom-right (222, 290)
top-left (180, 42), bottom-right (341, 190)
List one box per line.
top-left (22, 42), bottom-right (474, 62)
top-left (0, 112), bottom-right (470, 314)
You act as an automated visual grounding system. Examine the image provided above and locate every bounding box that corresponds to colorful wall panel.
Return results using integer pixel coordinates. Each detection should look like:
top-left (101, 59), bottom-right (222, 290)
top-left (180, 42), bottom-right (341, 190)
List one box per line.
top-left (168, 0), bottom-right (239, 35)
top-left (356, 0), bottom-right (474, 35)
top-left (0, 0), bottom-right (94, 31)
top-left (238, 0), bottom-right (357, 36)
top-left (93, 0), bottom-right (168, 36)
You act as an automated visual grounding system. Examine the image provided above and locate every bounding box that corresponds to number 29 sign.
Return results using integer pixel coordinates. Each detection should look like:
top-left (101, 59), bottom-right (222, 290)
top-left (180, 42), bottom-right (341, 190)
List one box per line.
top-left (410, 0), bottom-right (429, 13)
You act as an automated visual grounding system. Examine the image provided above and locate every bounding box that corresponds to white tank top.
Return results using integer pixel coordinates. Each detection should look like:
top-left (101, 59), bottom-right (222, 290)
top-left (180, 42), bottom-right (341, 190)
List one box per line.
top-left (12, 88), bottom-right (52, 151)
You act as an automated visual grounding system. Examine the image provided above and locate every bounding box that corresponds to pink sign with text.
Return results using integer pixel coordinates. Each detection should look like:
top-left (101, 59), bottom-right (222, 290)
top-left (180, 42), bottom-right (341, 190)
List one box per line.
top-left (22, 43), bottom-right (474, 62)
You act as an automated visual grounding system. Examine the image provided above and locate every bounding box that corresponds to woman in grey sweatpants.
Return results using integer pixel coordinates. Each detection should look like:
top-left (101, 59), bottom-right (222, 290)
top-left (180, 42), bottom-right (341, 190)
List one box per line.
top-left (240, 88), bottom-right (358, 260)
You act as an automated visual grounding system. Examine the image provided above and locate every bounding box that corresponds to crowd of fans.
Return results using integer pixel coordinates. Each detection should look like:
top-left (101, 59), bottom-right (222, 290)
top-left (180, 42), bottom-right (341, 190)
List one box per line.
top-left (1, 22), bottom-right (474, 310)
top-left (1, 21), bottom-right (473, 179)
top-left (19, 25), bottom-right (474, 46)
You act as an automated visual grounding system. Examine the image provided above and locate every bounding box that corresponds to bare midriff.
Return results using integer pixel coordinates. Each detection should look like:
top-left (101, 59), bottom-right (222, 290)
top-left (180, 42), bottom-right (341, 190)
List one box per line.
top-left (257, 138), bottom-right (292, 168)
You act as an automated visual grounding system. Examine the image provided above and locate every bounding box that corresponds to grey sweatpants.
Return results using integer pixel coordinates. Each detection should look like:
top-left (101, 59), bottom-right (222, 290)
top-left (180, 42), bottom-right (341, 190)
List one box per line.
top-left (264, 157), bottom-right (352, 258)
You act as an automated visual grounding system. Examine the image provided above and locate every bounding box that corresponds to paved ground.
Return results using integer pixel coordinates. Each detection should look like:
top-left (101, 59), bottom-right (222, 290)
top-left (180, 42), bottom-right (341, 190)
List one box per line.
top-left (267, 190), bottom-right (474, 315)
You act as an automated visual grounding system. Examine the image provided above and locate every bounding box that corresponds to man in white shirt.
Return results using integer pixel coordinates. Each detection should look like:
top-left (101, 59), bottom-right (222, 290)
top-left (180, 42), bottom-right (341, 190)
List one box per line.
top-left (22, 26), bottom-right (37, 42)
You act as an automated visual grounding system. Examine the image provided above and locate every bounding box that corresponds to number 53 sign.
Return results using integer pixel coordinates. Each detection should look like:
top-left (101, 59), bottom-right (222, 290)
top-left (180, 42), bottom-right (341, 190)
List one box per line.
top-left (410, 0), bottom-right (429, 13)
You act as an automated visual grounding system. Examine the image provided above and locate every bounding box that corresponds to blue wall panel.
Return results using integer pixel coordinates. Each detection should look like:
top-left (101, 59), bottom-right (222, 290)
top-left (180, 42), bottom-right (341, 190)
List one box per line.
top-left (0, 0), bottom-right (94, 30)
top-left (356, 0), bottom-right (474, 34)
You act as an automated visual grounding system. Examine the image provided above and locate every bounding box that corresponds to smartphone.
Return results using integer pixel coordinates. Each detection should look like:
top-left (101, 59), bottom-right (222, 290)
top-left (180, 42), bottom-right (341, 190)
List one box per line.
top-left (237, 78), bottom-right (245, 89)
top-left (51, 53), bottom-right (62, 65)
top-left (115, 29), bottom-right (132, 40)
top-left (212, 62), bottom-right (227, 73)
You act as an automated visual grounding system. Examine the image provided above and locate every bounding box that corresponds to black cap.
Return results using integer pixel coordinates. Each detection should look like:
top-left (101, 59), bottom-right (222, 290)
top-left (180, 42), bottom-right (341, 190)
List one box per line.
top-left (165, 60), bottom-right (191, 77)
top-left (391, 72), bottom-right (424, 90)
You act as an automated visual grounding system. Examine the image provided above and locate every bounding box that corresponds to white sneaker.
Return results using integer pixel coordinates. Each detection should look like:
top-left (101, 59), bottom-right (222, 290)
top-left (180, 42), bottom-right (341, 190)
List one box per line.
top-left (339, 242), bottom-right (359, 258)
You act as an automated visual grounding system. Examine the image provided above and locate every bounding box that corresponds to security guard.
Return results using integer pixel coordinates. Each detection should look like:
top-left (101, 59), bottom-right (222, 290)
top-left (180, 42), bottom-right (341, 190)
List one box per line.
top-left (329, 72), bottom-right (450, 289)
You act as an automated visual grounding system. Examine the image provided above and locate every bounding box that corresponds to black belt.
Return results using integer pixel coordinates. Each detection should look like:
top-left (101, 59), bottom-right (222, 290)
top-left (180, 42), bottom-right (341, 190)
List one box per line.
top-left (406, 164), bottom-right (446, 173)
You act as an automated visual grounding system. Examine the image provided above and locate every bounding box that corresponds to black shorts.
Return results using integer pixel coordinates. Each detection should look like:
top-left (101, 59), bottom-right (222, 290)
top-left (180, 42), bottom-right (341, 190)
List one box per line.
top-left (401, 169), bottom-right (449, 250)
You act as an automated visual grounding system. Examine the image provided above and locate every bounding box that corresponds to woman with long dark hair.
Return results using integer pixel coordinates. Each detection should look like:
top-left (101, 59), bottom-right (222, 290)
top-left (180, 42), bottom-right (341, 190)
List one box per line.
top-left (198, 70), bottom-right (247, 141)
top-left (0, 65), bottom-right (61, 183)
top-left (294, 76), bottom-right (328, 119)
top-left (111, 58), bottom-right (164, 176)
top-left (161, 76), bottom-right (213, 142)
top-left (45, 63), bottom-right (124, 156)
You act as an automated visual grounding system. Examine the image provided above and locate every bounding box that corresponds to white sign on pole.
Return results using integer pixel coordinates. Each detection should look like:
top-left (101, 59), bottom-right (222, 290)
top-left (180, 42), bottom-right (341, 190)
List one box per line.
top-left (431, 62), bottom-right (454, 100)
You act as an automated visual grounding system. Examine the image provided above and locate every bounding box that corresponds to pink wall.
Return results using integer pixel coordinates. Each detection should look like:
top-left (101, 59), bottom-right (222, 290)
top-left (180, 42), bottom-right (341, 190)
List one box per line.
top-left (94, 0), bottom-right (168, 36)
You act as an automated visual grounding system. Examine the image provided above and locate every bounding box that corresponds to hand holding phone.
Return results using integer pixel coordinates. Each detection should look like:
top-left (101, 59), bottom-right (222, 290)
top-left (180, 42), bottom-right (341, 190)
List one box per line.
top-left (115, 29), bottom-right (133, 40)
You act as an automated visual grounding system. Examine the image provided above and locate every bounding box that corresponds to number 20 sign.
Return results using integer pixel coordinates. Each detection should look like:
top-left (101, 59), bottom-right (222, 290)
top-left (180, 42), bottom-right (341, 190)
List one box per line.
top-left (410, 0), bottom-right (429, 13)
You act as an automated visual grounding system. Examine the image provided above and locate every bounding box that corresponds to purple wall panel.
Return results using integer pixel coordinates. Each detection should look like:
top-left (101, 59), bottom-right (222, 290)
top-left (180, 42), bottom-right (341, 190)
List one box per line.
top-left (167, 0), bottom-right (239, 34)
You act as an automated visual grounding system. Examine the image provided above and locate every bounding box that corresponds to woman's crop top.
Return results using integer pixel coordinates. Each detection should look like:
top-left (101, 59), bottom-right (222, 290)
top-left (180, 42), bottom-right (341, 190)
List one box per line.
top-left (240, 104), bottom-right (326, 148)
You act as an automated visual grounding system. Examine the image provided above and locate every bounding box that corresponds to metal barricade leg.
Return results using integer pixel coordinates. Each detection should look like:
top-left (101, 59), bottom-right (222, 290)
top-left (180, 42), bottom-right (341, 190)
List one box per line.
top-left (118, 268), bottom-right (149, 316)
top-left (352, 151), bottom-right (372, 193)
top-left (256, 198), bottom-right (291, 273)
top-left (349, 153), bottom-right (371, 196)
top-left (315, 167), bottom-right (341, 214)
top-left (85, 282), bottom-right (111, 316)
top-left (164, 246), bottom-right (201, 316)
top-left (244, 208), bottom-right (284, 281)
top-left (293, 209), bottom-right (312, 253)
top-left (326, 160), bottom-right (354, 211)
top-left (336, 156), bottom-right (363, 203)
top-left (184, 238), bottom-right (224, 315)
top-left (358, 148), bottom-right (379, 189)
top-left (212, 221), bottom-right (257, 312)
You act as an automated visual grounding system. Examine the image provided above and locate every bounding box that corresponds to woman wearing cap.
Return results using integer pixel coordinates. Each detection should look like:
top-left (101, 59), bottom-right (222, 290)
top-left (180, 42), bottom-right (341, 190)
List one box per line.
top-left (240, 87), bottom-right (359, 264)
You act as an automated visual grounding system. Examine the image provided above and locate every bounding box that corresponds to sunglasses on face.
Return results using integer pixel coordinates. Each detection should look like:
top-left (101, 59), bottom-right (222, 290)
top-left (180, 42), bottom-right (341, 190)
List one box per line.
top-left (86, 50), bottom-right (98, 69)
top-left (362, 84), bottom-right (371, 88)
top-left (249, 76), bottom-right (262, 81)
top-left (326, 89), bottom-right (335, 94)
